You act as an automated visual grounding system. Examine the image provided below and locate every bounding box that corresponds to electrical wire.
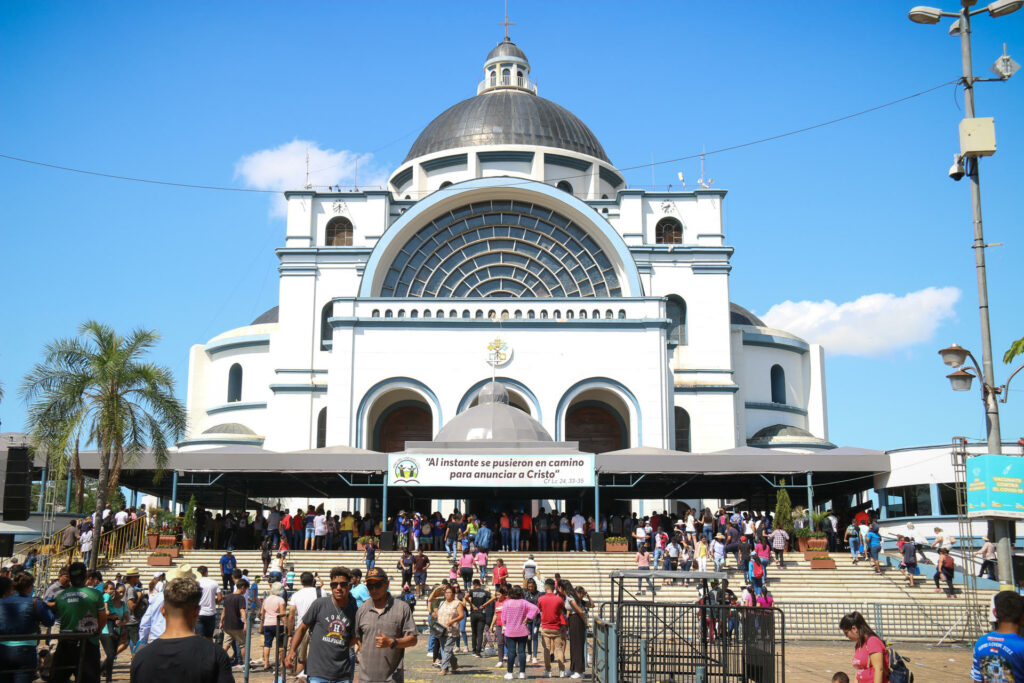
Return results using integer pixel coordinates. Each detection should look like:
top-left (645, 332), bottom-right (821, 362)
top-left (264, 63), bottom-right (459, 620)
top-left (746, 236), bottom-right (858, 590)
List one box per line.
top-left (0, 79), bottom-right (959, 195)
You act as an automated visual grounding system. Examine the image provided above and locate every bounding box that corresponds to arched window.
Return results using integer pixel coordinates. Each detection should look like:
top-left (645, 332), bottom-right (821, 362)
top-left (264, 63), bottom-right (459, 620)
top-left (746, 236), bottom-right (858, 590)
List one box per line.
top-left (410, 310), bottom-right (418, 318)
top-left (326, 217), bottom-right (354, 246)
top-left (227, 363), bottom-right (242, 403)
top-left (316, 407), bottom-right (327, 448)
top-left (450, 309), bottom-right (458, 318)
top-left (475, 310), bottom-right (484, 319)
top-left (655, 217), bottom-right (683, 244)
top-left (618, 310), bottom-right (626, 319)
top-left (540, 310), bottom-right (548, 319)
top-left (771, 365), bottom-right (786, 404)
top-left (462, 310), bottom-right (470, 318)
top-left (437, 309), bottom-right (445, 318)
top-left (674, 407), bottom-right (691, 452)
top-left (666, 296), bottom-right (686, 345)
top-left (514, 310), bottom-right (523, 319)
top-left (528, 310), bottom-right (536, 319)
top-left (423, 310), bottom-right (431, 318)
top-left (371, 309), bottom-right (380, 318)
top-left (385, 310), bottom-right (393, 318)
top-left (556, 180), bottom-right (573, 194)
top-left (502, 68), bottom-right (510, 85)
top-left (579, 310), bottom-right (587, 319)
top-left (553, 310), bottom-right (561, 319)
top-left (439, 181), bottom-right (453, 189)
top-left (605, 310), bottom-right (614, 319)
top-left (320, 302), bottom-right (333, 351)
top-left (397, 309), bottom-right (405, 318)
top-left (593, 309), bottom-right (601, 320)
top-left (490, 69), bottom-right (497, 86)
top-left (566, 310), bottom-right (574, 319)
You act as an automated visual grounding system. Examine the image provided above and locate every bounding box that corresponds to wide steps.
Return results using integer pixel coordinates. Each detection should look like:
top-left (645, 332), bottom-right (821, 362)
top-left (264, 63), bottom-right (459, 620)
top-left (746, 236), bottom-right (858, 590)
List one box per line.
top-left (107, 548), bottom-right (994, 621)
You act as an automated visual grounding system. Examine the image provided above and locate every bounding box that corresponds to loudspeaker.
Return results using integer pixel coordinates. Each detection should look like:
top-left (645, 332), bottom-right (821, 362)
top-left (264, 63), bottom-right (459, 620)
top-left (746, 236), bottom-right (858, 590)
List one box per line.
top-left (379, 531), bottom-right (394, 551)
top-left (590, 531), bottom-right (605, 552)
top-left (0, 533), bottom-right (13, 556)
top-left (3, 446), bottom-right (31, 521)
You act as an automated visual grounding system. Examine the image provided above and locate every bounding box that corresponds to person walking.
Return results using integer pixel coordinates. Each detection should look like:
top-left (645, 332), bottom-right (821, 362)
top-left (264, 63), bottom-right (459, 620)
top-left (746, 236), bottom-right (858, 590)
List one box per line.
top-left (220, 579), bottom-right (249, 671)
top-left (129, 576), bottom-right (234, 683)
top-left (934, 547), bottom-right (957, 598)
top-left (353, 568), bottom-right (417, 683)
top-left (0, 571), bottom-right (55, 683)
top-left (865, 526), bottom-right (883, 574)
top-left (259, 582), bottom-right (286, 672)
top-left (458, 548), bottom-right (475, 591)
top-left (975, 537), bottom-right (998, 581)
top-left (899, 536), bottom-right (920, 588)
top-left (636, 544), bottom-right (654, 594)
top-left (285, 567), bottom-right (358, 683)
top-left (500, 586), bottom-right (539, 680)
top-left (839, 611), bottom-right (888, 683)
top-left (561, 581), bottom-right (587, 680)
top-left (523, 579), bottom-right (541, 665)
top-left (537, 579), bottom-right (567, 678)
top-left (219, 550), bottom-right (237, 592)
top-left (464, 579), bottom-right (493, 657)
top-left (767, 526), bottom-right (789, 568)
top-left (432, 584), bottom-right (464, 675)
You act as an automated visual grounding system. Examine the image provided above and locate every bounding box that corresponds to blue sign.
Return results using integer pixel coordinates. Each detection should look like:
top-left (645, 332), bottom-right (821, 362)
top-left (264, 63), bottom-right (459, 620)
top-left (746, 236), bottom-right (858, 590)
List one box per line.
top-left (966, 454), bottom-right (1024, 519)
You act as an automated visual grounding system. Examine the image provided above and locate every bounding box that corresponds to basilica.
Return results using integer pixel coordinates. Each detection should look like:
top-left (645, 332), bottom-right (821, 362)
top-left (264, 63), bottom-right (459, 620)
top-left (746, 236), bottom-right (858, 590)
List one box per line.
top-left (180, 36), bottom-right (832, 465)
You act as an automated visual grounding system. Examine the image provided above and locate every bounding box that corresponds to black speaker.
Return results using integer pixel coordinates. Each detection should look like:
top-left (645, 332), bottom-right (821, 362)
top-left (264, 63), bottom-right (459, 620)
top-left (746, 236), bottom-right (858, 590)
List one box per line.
top-left (3, 446), bottom-right (31, 521)
top-left (379, 531), bottom-right (394, 551)
top-left (0, 533), bottom-right (13, 556)
top-left (590, 531), bottom-right (605, 552)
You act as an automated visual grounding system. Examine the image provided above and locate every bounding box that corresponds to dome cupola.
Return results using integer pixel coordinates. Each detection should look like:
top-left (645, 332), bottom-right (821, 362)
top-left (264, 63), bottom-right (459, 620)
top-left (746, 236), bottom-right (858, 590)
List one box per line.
top-left (480, 37), bottom-right (534, 95)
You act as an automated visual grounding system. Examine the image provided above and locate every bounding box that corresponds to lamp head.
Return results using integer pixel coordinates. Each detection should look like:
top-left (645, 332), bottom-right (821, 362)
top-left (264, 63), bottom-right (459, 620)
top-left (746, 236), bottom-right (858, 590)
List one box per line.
top-left (947, 369), bottom-right (975, 392)
top-left (939, 344), bottom-right (970, 368)
top-left (909, 5), bottom-right (945, 23)
top-left (988, 0), bottom-right (1023, 17)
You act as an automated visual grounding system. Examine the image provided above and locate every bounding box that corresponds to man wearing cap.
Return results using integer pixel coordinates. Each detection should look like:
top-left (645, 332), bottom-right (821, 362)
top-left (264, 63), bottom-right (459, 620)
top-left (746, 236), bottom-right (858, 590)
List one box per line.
top-left (354, 568), bottom-right (416, 683)
top-left (122, 568), bottom-right (143, 654)
top-left (51, 561), bottom-right (106, 683)
top-left (219, 549), bottom-right (237, 592)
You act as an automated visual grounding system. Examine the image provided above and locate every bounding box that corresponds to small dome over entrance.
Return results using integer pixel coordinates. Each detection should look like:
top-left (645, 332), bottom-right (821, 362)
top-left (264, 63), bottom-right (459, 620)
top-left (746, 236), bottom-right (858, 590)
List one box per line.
top-left (434, 381), bottom-right (552, 442)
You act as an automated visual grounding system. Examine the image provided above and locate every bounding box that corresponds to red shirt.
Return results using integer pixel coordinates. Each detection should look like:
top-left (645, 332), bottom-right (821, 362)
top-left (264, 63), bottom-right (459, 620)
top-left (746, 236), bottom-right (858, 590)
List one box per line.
top-left (538, 592), bottom-right (564, 630)
top-left (500, 516), bottom-right (510, 529)
top-left (291, 514), bottom-right (304, 531)
top-left (493, 565), bottom-right (508, 585)
top-left (521, 513), bottom-right (532, 531)
top-left (282, 514), bottom-right (291, 529)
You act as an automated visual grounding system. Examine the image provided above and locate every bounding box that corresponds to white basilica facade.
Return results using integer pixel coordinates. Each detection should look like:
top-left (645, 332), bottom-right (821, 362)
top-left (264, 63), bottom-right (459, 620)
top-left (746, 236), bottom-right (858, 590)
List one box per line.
top-left (180, 38), bottom-right (831, 461)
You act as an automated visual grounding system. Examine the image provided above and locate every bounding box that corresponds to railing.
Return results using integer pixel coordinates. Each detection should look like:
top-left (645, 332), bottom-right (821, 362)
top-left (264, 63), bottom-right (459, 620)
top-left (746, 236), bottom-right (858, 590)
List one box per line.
top-left (477, 76), bottom-right (538, 94)
top-left (780, 600), bottom-right (988, 643)
top-left (7, 514), bottom-right (94, 564)
top-left (33, 516), bottom-right (150, 589)
top-left (0, 631), bottom-right (102, 682)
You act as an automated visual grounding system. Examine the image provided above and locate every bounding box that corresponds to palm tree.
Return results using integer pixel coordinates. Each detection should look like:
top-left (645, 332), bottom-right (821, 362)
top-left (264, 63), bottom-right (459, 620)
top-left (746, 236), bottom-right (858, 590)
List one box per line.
top-left (21, 321), bottom-right (186, 568)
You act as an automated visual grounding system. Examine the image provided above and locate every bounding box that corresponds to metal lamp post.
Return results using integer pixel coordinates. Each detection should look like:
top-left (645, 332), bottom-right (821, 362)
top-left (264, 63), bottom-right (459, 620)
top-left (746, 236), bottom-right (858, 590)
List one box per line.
top-left (911, 0), bottom-right (1021, 585)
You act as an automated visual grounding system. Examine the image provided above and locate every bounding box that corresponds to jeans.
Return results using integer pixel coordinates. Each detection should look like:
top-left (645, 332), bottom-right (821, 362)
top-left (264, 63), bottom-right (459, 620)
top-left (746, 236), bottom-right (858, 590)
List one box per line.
top-left (340, 530), bottom-right (353, 550)
top-left (511, 528), bottom-right (520, 550)
top-left (506, 635), bottom-right (528, 674)
top-left (713, 556), bottom-right (724, 573)
top-left (653, 548), bottom-right (664, 566)
top-left (538, 530), bottom-right (548, 551)
top-left (479, 565), bottom-right (488, 583)
top-left (470, 610), bottom-right (487, 654)
top-left (222, 573), bottom-right (234, 591)
top-left (979, 559), bottom-right (997, 581)
top-left (500, 528), bottom-right (511, 550)
top-left (637, 565), bottom-right (654, 591)
top-left (82, 549), bottom-right (93, 568)
top-left (574, 533), bottom-right (586, 552)
top-left (309, 678), bottom-right (352, 683)
top-left (0, 644), bottom-right (37, 683)
top-left (325, 532), bottom-right (333, 550)
top-left (445, 538), bottom-right (456, 559)
top-left (849, 540), bottom-right (860, 559)
top-left (269, 529), bottom-right (280, 549)
top-left (935, 567), bottom-right (955, 595)
top-left (440, 634), bottom-right (458, 672)
top-left (50, 639), bottom-right (100, 683)
top-left (703, 525), bottom-right (714, 544)
top-left (365, 556), bottom-right (375, 571)
top-left (527, 619), bottom-right (539, 656)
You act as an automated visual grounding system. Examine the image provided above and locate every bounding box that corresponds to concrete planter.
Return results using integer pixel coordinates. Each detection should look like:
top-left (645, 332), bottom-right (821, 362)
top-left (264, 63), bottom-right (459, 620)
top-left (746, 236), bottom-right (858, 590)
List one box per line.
top-left (606, 542), bottom-right (629, 552)
top-left (810, 558), bottom-right (836, 570)
top-left (147, 554), bottom-right (173, 567)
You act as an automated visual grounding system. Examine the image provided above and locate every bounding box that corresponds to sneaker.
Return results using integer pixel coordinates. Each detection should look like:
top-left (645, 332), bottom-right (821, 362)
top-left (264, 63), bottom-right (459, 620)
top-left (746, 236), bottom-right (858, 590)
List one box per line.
top-left (296, 673), bottom-right (308, 681)
top-left (559, 673), bottom-right (567, 678)
top-left (495, 660), bottom-right (506, 668)
top-left (504, 675), bottom-right (515, 681)
top-left (570, 674), bottom-right (582, 679)
top-left (531, 656), bottom-right (538, 664)
top-left (232, 665), bottom-right (244, 671)
top-left (519, 674), bottom-right (527, 680)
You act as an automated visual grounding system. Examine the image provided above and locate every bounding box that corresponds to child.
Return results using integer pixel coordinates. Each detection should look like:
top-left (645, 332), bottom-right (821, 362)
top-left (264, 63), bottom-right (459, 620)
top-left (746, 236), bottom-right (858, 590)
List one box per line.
top-left (831, 674), bottom-right (849, 683)
top-left (449, 563), bottom-right (459, 582)
top-left (285, 563), bottom-right (295, 591)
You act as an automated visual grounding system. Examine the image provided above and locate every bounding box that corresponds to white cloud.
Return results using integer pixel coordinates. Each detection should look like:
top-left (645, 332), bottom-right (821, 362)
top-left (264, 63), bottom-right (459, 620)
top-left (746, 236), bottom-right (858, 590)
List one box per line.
top-left (234, 140), bottom-right (388, 216)
top-left (760, 286), bottom-right (961, 356)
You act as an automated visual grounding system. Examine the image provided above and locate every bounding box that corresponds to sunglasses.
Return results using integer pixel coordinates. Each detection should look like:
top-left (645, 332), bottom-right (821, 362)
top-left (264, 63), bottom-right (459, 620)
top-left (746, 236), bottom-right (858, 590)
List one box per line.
top-left (367, 582), bottom-right (387, 590)
top-left (330, 581), bottom-right (350, 589)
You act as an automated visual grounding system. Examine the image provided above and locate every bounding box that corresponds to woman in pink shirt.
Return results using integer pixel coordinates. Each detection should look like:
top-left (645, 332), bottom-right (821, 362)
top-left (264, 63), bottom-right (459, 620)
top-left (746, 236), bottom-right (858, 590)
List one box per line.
top-left (840, 611), bottom-right (889, 683)
top-left (501, 585), bottom-right (540, 678)
top-left (636, 543), bottom-right (654, 593)
top-left (475, 548), bottom-right (489, 584)
top-left (490, 585), bottom-right (509, 669)
top-left (459, 547), bottom-right (475, 590)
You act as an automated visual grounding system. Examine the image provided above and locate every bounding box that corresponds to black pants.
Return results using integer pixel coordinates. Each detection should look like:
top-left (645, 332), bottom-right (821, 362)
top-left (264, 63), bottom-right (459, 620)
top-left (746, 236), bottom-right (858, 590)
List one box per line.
top-left (470, 610), bottom-right (487, 654)
top-left (50, 639), bottom-right (101, 683)
top-left (935, 567), bottom-right (955, 595)
top-left (222, 573), bottom-right (234, 591)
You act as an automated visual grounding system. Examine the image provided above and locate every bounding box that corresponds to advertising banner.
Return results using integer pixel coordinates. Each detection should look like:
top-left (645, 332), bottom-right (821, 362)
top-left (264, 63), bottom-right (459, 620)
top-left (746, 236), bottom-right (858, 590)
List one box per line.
top-left (387, 453), bottom-right (595, 488)
top-left (966, 453), bottom-right (1024, 519)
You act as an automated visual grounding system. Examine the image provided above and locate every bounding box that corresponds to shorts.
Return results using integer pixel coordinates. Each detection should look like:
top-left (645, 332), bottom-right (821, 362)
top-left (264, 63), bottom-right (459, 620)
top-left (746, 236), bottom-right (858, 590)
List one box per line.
top-left (305, 528), bottom-right (316, 540)
top-left (414, 572), bottom-right (427, 585)
top-left (868, 546), bottom-right (880, 561)
top-left (197, 614), bottom-right (217, 638)
top-left (262, 625), bottom-right (285, 648)
top-left (223, 628), bottom-right (246, 651)
top-left (297, 628), bottom-right (310, 662)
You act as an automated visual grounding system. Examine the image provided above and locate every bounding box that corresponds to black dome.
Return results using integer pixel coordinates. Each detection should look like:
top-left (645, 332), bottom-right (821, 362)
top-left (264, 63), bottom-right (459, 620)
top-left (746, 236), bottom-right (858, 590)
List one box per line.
top-left (487, 38), bottom-right (528, 62)
top-left (404, 91), bottom-right (609, 163)
top-left (250, 306), bottom-right (279, 325)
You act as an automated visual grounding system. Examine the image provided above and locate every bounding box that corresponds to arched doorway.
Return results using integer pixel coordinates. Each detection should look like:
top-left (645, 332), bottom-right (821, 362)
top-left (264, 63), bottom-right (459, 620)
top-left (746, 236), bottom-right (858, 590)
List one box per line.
top-left (373, 402), bottom-right (432, 452)
top-left (565, 402), bottom-right (626, 454)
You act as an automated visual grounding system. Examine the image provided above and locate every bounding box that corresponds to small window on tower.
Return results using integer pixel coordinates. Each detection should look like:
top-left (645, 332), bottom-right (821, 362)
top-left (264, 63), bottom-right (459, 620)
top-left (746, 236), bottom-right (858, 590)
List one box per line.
top-left (556, 181), bottom-right (573, 194)
top-left (326, 217), bottom-right (354, 246)
top-left (655, 217), bottom-right (683, 244)
top-left (490, 69), bottom-right (497, 86)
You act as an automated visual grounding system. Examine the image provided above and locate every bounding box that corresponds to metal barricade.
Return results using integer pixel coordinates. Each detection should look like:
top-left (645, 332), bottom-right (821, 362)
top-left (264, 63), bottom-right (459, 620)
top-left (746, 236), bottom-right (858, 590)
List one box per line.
top-left (779, 601), bottom-right (989, 642)
top-left (592, 618), bottom-right (617, 683)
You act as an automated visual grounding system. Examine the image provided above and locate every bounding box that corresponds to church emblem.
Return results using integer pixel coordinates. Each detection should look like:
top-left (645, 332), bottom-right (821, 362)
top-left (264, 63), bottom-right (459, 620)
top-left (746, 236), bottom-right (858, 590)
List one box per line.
top-left (393, 458), bottom-right (419, 483)
top-left (487, 338), bottom-right (512, 367)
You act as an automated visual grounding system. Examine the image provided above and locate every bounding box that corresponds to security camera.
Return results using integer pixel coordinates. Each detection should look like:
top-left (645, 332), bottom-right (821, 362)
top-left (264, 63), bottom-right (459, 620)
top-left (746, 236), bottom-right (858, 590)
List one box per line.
top-left (948, 154), bottom-right (965, 181)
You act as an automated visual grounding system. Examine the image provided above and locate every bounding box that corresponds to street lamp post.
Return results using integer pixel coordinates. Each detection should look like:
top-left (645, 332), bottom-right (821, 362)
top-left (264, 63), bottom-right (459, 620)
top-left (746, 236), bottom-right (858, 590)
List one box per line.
top-left (911, 0), bottom-right (1021, 585)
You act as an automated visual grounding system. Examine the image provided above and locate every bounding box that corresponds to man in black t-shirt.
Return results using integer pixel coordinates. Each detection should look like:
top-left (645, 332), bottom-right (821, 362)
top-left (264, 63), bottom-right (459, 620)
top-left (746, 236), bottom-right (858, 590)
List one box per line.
top-left (285, 566), bottom-right (357, 682)
top-left (464, 578), bottom-right (494, 657)
top-left (220, 579), bottom-right (248, 669)
top-left (130, 577), bottom-right (233, 683)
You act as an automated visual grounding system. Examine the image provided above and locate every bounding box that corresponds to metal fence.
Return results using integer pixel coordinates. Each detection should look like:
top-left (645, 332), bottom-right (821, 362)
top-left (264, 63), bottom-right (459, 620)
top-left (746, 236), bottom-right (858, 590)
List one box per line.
top-left (0, 631), bottom-right (104, 682)
top-left (780, 601), bottom-right (988, 642)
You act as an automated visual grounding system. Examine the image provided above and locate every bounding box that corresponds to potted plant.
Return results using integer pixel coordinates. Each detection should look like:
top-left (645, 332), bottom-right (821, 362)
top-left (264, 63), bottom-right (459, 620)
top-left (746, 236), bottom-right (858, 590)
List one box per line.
top-left (605, 536), bottom-right (629, 552)
top-left (181, 495), bottom-right (197, 551)
top-left (147, 551), bottom-right (174, 567)
top-left (356, 535), bottom-right (372, 551)
top-left (774, 486), bottom-right (795, 550)
top-left (146, 509), bottom-right (161, 550)
top-left (810, 554), bottom-right (836, 570)
top-left (156, 544), bottom-right (180, 558)
top-left (155, 508), bottom-right (179, 546)
top-left (794, 527), bottom-right (813, 552)
top-left (806, 531), bottom-right (828, 551)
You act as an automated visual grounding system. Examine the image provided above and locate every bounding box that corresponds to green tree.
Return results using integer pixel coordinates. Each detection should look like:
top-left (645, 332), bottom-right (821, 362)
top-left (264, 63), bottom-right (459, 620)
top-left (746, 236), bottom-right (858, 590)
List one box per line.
top-left (774, 483), bottom-right (795, 534)
top-left (1005, 336), bottom-right (1024, 365)
top-left (21, 321), bottom-right (186, 569)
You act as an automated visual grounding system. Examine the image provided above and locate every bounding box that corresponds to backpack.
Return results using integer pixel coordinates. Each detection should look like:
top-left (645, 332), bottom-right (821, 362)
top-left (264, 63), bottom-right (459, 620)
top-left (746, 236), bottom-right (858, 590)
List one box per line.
top-left (752, 561), bottom-right (764, 579)
top-left (887, 644), bottom-right (913, 683)
top-left (132, 590), bottom-right (150, 621)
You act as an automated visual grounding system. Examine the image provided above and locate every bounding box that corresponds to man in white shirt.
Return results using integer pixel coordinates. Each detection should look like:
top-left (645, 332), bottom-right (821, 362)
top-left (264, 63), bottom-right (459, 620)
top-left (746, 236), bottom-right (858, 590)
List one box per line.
top-left (287, 571), bottom-right (323, 679)
top-left (523, 554), bottom-right (538, 584)
top-left (114, 508), bottom-right (129, 527)
top-left (79, 526), bottom-right (94, 567)
top-left (571, 511), bottom-right (587, 552)
top-left (314, 511), bottom-right (327, 550)
top-left (140, 565), bottom-right (197, 643)
top-left (195, 565), bottom-right (223, 640)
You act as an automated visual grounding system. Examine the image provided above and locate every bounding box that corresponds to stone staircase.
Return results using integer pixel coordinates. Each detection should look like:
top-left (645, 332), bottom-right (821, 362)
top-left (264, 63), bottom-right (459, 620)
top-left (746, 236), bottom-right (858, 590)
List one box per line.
top-left (104, 547), bottom-right (997, 625)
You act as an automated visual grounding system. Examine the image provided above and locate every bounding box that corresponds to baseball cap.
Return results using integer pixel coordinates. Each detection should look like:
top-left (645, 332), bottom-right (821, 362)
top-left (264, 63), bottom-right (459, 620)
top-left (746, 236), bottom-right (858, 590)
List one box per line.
top-left (365, 567), bottom-right (389, 585)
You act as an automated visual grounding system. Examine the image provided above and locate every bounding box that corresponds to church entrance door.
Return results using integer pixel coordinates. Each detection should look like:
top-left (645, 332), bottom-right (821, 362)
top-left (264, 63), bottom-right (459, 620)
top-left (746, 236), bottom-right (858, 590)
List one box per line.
top-left (374, 402), bottom-right (432, 452)
top-left (565, 402), bottom-right (626, 453)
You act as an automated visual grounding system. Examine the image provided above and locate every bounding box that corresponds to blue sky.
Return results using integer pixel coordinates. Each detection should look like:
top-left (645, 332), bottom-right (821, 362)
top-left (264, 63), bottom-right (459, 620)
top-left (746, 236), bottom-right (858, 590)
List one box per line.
top-left (1, 2), bottom-right (1022, 450)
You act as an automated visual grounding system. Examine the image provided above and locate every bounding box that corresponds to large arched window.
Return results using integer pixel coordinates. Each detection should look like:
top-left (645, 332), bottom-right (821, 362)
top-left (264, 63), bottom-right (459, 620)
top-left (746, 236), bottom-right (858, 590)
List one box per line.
top-left (666, 296), bottom-right (686, 345)
top-left (655, 217), bottom-right (683, 244)
top-left (566, 401), bottom-right (628, 454)
top-left (326, 217), bottom-right (353, 246)
top-left (316, 407), bottom-right (327, 448)
top-left (373, 401), bottom-right (432, 452)
top-left (771, 364), bottom-right (786, 404)
top-left (674, 407), bottom-right (691, 452)
top-left (227, 363), bottom-right (242, 403)
top-left (320, 302), bottom-right (334, 351)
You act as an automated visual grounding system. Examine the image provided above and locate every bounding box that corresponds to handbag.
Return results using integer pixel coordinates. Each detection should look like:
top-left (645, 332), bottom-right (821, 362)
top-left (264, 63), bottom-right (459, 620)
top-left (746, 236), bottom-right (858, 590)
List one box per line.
top-left (429, 619), bottom-right (448, 638)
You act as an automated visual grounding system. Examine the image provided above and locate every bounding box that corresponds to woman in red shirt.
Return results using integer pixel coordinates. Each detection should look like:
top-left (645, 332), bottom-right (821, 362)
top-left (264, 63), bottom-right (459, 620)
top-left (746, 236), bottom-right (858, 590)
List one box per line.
top-left (840, 611), bottom-right (888, 683)
top-left (490, 585), bottom-right (509, 669)
top-left (492, 558), bottom-right (509, 588)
